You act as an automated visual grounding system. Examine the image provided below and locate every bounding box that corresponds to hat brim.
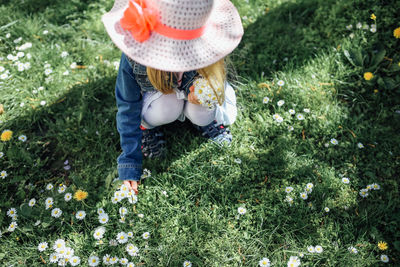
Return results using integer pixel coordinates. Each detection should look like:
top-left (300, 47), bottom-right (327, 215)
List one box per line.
top-left (102, 0), bottom-right (244, 72)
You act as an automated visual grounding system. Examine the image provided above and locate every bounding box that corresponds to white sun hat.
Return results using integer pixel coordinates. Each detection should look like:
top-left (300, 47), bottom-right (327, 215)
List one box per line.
top-left (102, 0), bottom-right (244, 72)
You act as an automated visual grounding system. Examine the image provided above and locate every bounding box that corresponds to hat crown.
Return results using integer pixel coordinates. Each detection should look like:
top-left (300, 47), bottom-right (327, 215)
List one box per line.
top-left (154, 0), bottom-right (214, 30)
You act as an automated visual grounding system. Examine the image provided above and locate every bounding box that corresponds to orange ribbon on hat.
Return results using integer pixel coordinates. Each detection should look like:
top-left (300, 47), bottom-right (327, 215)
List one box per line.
top-left (120, 0), bottom-right (205, 42)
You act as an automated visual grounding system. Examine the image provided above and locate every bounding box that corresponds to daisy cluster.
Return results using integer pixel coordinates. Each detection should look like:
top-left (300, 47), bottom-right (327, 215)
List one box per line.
top-left (41, 239), bottom-right (81, 266)
top-left (284, 182), bottom-right (314, 206)
top-left (345, 18), bottom-right (377, 39)
top-left (359, 182), bottom-right (380, 198)
top-left (192, 76), bottom-right (223, 109)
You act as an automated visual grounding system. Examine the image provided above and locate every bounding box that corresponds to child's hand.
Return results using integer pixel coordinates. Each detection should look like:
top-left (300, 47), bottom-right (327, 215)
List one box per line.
top-left (123, 180), bottom-right (140, 195)
top-left (188, 85), bottom-right (200, 105)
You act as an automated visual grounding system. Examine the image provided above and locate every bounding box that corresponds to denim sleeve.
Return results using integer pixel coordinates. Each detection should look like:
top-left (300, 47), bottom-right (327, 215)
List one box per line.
top-left (115, 53), bottom-right (143, 181)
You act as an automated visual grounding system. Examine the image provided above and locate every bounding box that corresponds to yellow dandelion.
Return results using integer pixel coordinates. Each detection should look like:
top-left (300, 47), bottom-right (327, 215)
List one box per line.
top-left (1, 130), bottom-right (13, 142)
top-left (394, 27), bottom-right (400, 38)
top-left (370, 14), bottom-right (376, 20)
top-left (74, 190), bottom-right (88, 201)
top-left (364, 72), bottom-right (374, 81)
top-left (378, 241), bottom-right (388, 251)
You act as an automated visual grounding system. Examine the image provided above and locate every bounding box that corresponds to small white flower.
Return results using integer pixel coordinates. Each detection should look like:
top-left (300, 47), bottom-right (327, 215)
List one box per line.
top-left (142, 232), bottom-right (150, 239)
top-left (0, 152), bottom-right (4, 158)
top-left (51, 208), bottom-right (62, 218)
top-left (97, 208), bottom-right (105, 215)
top-left (126, 262), bottom-right (135, 267)
top-left (349, 33), bottom-right (355, 39)
top-left (45, 197), bottom-right (54, 209)
top-left (234, 158), bottom-right (242, 164)
top-left (88, 255), bottom-right (100, 266)
top-left (138, 213), bottom-right (144, 218)
top-left (356, 22), bottom-right (362, 29)
top-left (119, 258), bottom-right (129, 265)
top-left (44, 69), bottom-right (53, 75)
top-left (306, 183), bottom-right (313, 189)
top-left (305, 187), bottom-right (312, 194)
top-left (53, 239), bottom-right (66, 251)
top-left (1, 170), bottom-right (8, 179)
top-left (342, 177), bottom-right (350, 184)
top-left (70, 62), bottom-right (77, 69)
top-left (63, 70), bottom-right (69, 75)
top-left (324, 207), bottom-right (330, 212)
top-left (359, 189), bottom-right (369, 198)
top-left (75, 210), bottom-right (86, 220)
top-left (8, 221), bottom-right (17, 231)
top-left (370, 27), bottom-right (377, 33)
top-left (277, 100), bottom-right (285, 107)
top-left (346, 24), bottom-right (353, 30)
top-left (300, 192), bottom-right (308, 200)
top-left (330, 138), bottom-right (338, 145)
top-left (238, 207), bottom-right (247, 215)
top-left (6, 33), bottom-right (11, 38)
top-left (259, 257), bottom-right (271, 267)
top-left (380, 254), bottom-right (389, 263)
top-left (0, 73), bottom-right (9, 80)
top-left (7, 208), bottom-right (17, 217)
top-left (288, 126), bottom-right (294, 131)
top-left (357, 142), bottom-right (364, 149)
top-left (277, 80), bottom-right (285, 86)
top-left (307, 245), bottom-right (315, 253)
top-left (99, 213), bottom-right (109, 224)
top-left (263, 97), bottom-right (270, 104)
top-left (288, 109), bottom-right (295, 115)
top-left (93, 226), bottom-right (106, 240)
top-left (29, 198), bottom-right (36, 207)
top-left (126, 244), bottom-right (139, 256)
top-left (38, 242), bottom-right (48, 252)
top-left (285, 196), bottom-right (293, 206)
top-left (46, 183), bottom-right (53, 190)
top-left (18, 135), bottom-right (27, 142)
top-left (49, 253), bottom-right (59, 263)
top-left (26, 53), bottom-right (32, 59)
top-left (348, 246), bottom-right (358, 254)
top-left (303, 108), bottom-right (310, 113)
top-left (285, 186), bottom-right (293, 193)
top-left (296, 113), bottom-right (304, 120)
top-left (58, 185), bottom-right (67, 193)
top-left (128, 194), bottom-right (138, 204)
top-left (40, 100), bottom-right (46, 106)
top-left (0, 66), bottom-right (4, 72)
top-left (371, 183), bottom-right (380, 190)
top-left (70, 256), bottom-right (81, 266)
top-left (64, 193), bottom-right (72, 201)
top-left (117, 232), bottom-right (129, 244)
top-left (287, 256), bottom-right (300, 267)
top-left (43, 30), bottom-right (49, 35)
top-left (61, 51), bottom-right (69, 58)
top-left (183, 260), bottom-right (192, 267)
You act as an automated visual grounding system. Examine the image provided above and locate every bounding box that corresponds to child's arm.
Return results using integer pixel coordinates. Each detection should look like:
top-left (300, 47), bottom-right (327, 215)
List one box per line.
top-left (115, 53), bottom-right (143, 193)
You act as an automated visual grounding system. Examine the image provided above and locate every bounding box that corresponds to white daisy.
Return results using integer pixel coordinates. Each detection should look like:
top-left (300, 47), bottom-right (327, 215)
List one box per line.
top-left (7, 208), bottom-right (17, 217)
top-left (305, 187), bottom-right (312, 194)
top-left (315, 245), bottom-right (323, 253)
top-left (342, 177), bottom-right (350, 184)
top-left (64, 193), bottom-right (72, 201)
top-left (306, 183), bottom-right (313, 189)
top-left (0, 152), bottom-right (4, 158)
top-left (371, 183), bottom-right (380, 190)
top-left (0, 73), bottom-right (9, 80)
top-left (259, 257), bottom-right (271, 267)
top-left (29, 198), bottom-right (36, 207)
top-left (43, 30), bottom-right (49, 34)
top-left (97, 208), bottom-right (105, 215)
top-left (70, 62), bottom-right (77, 69)
top-left (119, 258), bottom-right (129, 265)
top-left (45, 197), bottom-right (54, 209)
top-left (40, 100), bottom-right (46, 106)
top-left (128, 194), bottom-right (138, 204)
top-left (238, 207), bottom-right (247, 215)
top-left (370, 27), bottom-right (377, 33)
top-left (183, 260), bottom-right (192, 267)
top-left (346, 24), bottom-right (353, 30)
top-left (287, 256), bottom-right (300, 267)
top-left (138, 213), bottom-right (144, 218)
top-left (8, 221), bottom-right (17, 232)
top-left (1, 170), bottom-right (8, 179)
top-left (99, 213), bottom-right (109, 224)
top-left (142, 232), bottom-right (150, 239)
top-left (380, 254), bottom-right (389, 263)
top-left (53, 239), bottom-right (66, 251)
top-left (126, 262), bottom-right (135, 267)
top-left (44, 69), bottom-right (53, 75)
top-left (288, 109), bottom-right (295, 115)
top-left (285, 186), bottom-right (294, 193)
top-left (263, 97), bottom-right (270, 104)
top-left (307, 245), bottom-right (315, 253)
top-left (359, 189), bottom-right (369, 198)
top-left (61, 51), bottom-right (69, 58)
top-left (0, 66), bottom-right (4, 72)
top-left (119, 207), bottom-right (128, 216)
top-left (356, 22), bottom-right (362, 29)
top-left (117, 232), bottom-right (129, 244)
top-left (38, 242), bottom-right (48, 252)
top-left (357, 142), bottom-right (364, 148)
top-left (70, 256), bottom-right (81, 266)
top-left (296, 113), bottom-right (304, 120)
top-left (128, 232), bottom-right (133, 238)
top-left (75, 210), bottom-right (86, 220)
top-left (277, 100), bottom-right (285, 107)
top-left (303, 108), bottom-right (310, 113)
top-left (330, 138), bottom-right (338, 145)
top-left (64, 247), bottom-right (74, 259)
top-left (288, 126), bottom-right (294, 131)
top-left (46, 183), bottom-right (53, 190)
top-left (58, 185), bottom-right (67, 193)
top-left (324, 207), bottom-right (330, 212)
top-left (300, 192), bottom-right (308, 200)
top-left (110, 256), bottom-right (119, 264)
top-left (348, 246), bottom-right (358, 254)
top-left (88, 255), bottom-right (100, 266)
top-left (93, 226), bottom-right (106, 240)
top-left (49, 253), bottom-right (59, 263)
top-left (277, 80), bottom-right (285, 86)
top-left (285, 196), bottom-right (294, 206)
top-left (51, 208), bottom-right (62, 218)
top-left (126, 244), bottom-right (139, 256)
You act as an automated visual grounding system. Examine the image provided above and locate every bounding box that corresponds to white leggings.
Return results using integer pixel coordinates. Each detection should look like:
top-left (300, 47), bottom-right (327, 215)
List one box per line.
top-left (142, 93), bottom-right (216, 129)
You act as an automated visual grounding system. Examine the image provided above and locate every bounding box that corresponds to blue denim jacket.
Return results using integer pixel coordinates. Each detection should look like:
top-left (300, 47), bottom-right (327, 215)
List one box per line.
top-left (115, 53), bottom-right (198, 181)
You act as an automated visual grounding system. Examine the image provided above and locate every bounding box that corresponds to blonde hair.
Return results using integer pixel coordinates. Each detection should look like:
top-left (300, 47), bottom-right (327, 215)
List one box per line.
top-left (146, 59), bottom-right (226, 105)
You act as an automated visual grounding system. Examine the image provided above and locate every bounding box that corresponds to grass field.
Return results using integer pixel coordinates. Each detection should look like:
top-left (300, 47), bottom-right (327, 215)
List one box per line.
top-left (0, 0), bottom-right (399, 266)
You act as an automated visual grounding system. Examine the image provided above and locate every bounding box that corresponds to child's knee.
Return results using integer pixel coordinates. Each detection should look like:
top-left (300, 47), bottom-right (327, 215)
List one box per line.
top-left (184, 103), bottom-right (216, 126)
